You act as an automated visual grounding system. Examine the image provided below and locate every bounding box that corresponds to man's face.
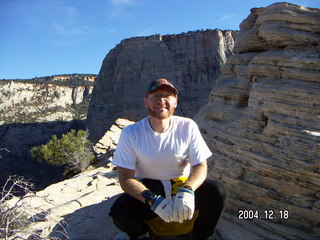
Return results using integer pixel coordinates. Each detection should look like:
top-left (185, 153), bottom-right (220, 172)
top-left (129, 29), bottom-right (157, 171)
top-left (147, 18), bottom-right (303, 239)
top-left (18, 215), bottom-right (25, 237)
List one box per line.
top-left (144, 88), bottom-right (178, 120)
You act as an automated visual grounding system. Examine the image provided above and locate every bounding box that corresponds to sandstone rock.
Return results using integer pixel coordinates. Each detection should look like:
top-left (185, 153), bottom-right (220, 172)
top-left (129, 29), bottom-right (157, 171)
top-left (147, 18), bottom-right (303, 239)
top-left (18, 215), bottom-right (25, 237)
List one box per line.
top-left (195, 2), bottom-right (320, 238)
top-left (5, 165), bottom-right (316, 240)
top-left (87, 30), bottom-right (237, 142)
top-left (215, 213), bottom-right (317, 240)
top-left (235, 3), bottom-right (320, 53)
top-left (6, 166), bottom-right (123, 240)
top-left (93, 118), bottom-right (135, 164)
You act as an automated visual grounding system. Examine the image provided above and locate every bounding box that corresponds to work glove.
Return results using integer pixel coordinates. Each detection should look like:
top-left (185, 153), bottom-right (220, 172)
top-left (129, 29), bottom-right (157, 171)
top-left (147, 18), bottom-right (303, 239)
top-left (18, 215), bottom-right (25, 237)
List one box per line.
top-left (151, 196), bottom-right (174, 223)
top-left (172, 187), bottom-right (195, 223)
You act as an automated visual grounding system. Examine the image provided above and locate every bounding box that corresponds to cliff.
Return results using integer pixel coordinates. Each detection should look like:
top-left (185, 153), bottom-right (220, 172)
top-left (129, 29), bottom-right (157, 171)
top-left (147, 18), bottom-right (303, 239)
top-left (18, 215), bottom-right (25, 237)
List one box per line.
top-left (87, 29), bottom-right (236, 142)
top-left (0, 74), bottom-right (96, 190)
top-left (0, 74), bottom-right (95, 124)
top-left (195, 2), bottom-right (320, 237)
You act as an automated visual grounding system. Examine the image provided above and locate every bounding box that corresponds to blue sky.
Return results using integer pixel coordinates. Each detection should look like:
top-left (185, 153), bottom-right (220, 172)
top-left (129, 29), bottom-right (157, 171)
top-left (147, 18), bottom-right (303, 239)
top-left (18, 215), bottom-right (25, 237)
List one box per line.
top-left (0, 0), bottom-right (319, 79)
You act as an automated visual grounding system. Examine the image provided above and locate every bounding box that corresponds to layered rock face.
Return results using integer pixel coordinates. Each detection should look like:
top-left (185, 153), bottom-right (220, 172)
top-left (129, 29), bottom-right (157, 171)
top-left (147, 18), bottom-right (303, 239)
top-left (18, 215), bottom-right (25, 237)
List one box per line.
top-left (0, 74), bottom-right (95, 124)
top-left (0, 74), bottom-right (96, 190)
top-left (87, 30), bottom-right (236, 142)
top-left (195, 2), bottom-right (320, 237)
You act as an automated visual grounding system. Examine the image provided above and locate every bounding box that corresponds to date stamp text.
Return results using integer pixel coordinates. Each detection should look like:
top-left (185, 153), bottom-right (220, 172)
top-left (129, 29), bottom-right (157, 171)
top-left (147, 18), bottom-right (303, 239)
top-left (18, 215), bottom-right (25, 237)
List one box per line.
top-left (238, 209), bottom-right (289, 220)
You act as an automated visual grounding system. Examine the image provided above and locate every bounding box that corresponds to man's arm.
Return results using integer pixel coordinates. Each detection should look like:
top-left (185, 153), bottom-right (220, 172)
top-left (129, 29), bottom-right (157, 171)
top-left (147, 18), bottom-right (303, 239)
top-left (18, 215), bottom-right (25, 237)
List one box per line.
top-left (183, 160), bottom-right (208, 191)
top-left (117, 166), bottom-right (149, 203)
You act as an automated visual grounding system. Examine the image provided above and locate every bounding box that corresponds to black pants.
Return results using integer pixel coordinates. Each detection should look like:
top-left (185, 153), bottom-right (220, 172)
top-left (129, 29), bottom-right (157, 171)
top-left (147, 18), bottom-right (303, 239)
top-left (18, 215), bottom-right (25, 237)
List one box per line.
top-left (109, 179), bottom-right (228, 240)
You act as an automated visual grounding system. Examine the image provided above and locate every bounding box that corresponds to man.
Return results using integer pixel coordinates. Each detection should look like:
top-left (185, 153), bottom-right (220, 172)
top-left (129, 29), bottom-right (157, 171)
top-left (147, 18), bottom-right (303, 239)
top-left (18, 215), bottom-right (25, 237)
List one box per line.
top-left (109, 78), bottom-right (228, 240)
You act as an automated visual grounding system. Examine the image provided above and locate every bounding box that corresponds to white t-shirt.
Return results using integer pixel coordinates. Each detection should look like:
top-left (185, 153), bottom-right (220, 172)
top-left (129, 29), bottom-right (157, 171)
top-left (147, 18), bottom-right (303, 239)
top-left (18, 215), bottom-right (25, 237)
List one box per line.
top-left (112, 116), bottom-right (212, 180)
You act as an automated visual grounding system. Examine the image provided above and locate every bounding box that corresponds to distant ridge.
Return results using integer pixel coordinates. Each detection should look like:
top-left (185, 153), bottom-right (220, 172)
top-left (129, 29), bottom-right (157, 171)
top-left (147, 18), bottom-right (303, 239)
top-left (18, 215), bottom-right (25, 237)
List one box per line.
top-left (1, 73), bottom-right (97, 85)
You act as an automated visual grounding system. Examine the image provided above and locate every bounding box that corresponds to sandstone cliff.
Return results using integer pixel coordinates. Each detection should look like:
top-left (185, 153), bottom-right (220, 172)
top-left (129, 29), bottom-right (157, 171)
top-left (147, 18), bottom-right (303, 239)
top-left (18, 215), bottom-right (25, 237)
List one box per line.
top-left (87, 30), bottom-right (236, 142)
top-left (0, 74), bottom-right (96, 190)
top-left (194, 2), bottom-right (320, 237)
top-left (0, 74), bottom-right (95, 124)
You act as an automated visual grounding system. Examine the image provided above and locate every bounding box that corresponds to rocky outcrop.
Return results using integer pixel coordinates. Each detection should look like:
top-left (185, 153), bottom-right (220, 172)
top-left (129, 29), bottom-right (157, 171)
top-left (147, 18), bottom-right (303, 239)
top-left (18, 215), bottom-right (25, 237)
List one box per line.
top-left (93, 118), bottom-right (135, 163)
top-left (0, 74), bottom-right (96, 191)
top-left (7, 167), bottom-right (317, 240)
top-left (195, 2), bottom-right (320, 238)
top-left (5, 166), bottom-right (123, 240)
top-left (5, 119), bottom-right (317, 240)
top-left (87, 30), bottom-right (236, 142)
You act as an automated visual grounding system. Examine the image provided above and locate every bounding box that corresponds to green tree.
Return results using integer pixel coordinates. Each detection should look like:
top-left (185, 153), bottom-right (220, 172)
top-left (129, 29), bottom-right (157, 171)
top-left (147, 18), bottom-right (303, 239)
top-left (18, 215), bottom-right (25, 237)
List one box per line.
top-left (31, 129), bottom-right (95, 176)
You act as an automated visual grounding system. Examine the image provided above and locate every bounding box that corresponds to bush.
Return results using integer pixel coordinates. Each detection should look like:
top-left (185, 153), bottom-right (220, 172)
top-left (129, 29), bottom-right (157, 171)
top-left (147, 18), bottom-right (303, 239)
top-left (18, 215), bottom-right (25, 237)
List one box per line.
top-left (0, 176), bottom-right (32, 239)
top-left (31, 130), bottom-right (95, 177)
top-left (0, 176), bottom-right (66, 239)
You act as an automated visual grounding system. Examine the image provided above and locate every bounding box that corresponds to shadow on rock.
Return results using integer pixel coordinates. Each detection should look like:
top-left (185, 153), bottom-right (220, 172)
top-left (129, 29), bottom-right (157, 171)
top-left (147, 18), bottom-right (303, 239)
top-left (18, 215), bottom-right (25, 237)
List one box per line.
top-left (49, 194), bottom-right (122, 240)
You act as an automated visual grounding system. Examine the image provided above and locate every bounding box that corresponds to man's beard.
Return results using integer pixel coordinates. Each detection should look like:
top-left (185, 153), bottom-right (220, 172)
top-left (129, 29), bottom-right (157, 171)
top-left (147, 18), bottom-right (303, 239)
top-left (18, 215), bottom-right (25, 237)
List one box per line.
top-left (147, 106), bottom-right (175, 119)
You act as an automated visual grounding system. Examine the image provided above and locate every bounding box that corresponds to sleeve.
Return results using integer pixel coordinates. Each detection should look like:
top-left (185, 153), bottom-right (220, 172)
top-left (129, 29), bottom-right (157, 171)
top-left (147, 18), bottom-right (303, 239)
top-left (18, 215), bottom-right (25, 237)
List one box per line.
top-left (188, 120), bottom-right (212, 166)
top-left (112, 128), bottom-right (137, 170)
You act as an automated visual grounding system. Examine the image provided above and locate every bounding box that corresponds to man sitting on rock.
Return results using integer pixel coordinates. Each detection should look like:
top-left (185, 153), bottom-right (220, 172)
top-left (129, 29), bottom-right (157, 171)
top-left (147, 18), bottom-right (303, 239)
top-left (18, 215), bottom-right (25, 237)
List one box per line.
top-left (109, 78), bottom-right (228, 240)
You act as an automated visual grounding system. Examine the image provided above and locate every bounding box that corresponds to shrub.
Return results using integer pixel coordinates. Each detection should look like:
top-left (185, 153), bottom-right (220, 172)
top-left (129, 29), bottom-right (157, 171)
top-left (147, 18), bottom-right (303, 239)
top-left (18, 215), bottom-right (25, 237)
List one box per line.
top-left (0, 176), bottom-right (32, 239)
top-left (31, 130), bottom-right (95, 177)
top-left (0, 176), bottom-right (67, 239)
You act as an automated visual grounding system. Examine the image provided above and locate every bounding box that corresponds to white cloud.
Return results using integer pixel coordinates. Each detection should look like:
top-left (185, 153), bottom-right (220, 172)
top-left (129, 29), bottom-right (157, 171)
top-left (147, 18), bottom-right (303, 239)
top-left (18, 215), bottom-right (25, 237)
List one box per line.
top-left (53, 22), bottom-right (96, 36)
top-left (107, 0), bottom-right (135, 18)
top-left (62, 6), bottom-right (78, 26)
top-left (52, 5), bottom-right (96, 36)
top-left (110, 0), bottom-right (133, 5)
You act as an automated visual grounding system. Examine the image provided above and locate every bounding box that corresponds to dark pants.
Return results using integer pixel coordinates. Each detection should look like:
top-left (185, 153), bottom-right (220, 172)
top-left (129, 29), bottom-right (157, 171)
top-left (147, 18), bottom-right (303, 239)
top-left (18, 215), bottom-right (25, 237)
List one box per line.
top-left (109, 179), bottom-right (228, 240)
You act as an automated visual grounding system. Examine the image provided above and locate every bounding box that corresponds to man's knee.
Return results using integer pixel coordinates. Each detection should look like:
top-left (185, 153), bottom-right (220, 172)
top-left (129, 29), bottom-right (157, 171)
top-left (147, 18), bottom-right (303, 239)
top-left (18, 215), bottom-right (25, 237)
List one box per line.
top-left (197, 179), bottom-right (229, 208)
top-left (210, 180), bottom-right (229, 204)
top-left (109, 194), bottom-right (131, 217)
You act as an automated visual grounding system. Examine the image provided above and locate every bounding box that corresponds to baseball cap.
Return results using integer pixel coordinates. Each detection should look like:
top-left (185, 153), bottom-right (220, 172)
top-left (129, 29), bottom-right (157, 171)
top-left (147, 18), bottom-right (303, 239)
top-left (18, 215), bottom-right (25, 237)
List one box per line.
top-left (146, 78), bottom-right (179, 96)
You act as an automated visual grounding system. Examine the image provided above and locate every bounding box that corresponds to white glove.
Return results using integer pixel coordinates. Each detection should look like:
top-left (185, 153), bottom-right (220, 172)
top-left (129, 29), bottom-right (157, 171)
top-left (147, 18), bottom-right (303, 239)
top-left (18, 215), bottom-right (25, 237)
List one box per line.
top-left (151, 196), bottom-right (174, 223)
top-left (172, 188), bottom-right (195, 223)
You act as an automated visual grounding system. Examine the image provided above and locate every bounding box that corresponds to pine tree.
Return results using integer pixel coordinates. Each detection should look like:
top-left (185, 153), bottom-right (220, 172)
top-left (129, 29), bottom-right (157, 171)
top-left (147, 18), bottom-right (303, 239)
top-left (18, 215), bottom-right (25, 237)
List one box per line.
top-left (31, 130), bottom-right (95, 176)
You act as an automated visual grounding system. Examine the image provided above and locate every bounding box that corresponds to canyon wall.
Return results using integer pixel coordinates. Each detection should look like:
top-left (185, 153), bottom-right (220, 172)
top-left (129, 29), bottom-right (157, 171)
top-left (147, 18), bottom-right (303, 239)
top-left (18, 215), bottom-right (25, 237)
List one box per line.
top-left (194, 2), bottom-right (320, 236)
top-left (0, 74), bottom-right (95, 124)
top-left (0, 74), bottom-right (96, 190)
top-left (87, 30), bottom-right (236, 142)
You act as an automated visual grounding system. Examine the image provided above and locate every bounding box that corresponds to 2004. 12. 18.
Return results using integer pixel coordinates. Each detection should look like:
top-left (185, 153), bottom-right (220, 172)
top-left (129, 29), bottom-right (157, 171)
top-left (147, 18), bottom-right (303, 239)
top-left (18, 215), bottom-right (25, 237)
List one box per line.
top-left (238, 209), bottom-right (289, 220)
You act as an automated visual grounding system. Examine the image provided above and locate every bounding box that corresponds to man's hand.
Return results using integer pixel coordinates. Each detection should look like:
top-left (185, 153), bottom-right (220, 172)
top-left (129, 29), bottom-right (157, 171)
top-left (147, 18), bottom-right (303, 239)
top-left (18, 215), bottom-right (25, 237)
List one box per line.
top-left (172, 187), bottom-right (195, 223)
top-left (151, 196), bottom-right (174, 223)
